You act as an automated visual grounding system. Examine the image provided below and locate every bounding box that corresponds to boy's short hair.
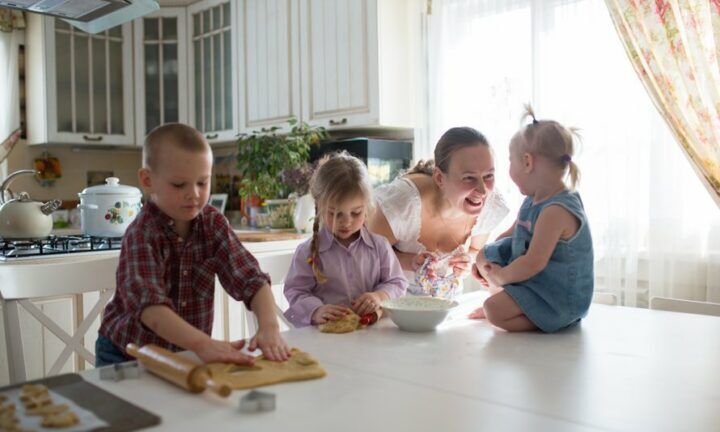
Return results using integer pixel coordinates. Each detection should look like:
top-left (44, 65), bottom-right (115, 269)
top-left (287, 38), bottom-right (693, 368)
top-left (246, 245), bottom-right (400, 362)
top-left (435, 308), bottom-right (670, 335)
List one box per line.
top-left (143, 123), bottom-right (211, 169)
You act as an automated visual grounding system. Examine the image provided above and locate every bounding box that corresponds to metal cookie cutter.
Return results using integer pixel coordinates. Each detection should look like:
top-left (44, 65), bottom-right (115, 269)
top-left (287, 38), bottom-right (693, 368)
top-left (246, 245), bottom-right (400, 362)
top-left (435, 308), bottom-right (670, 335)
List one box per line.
top-left (99, 361), bottom-right (141, 381)
top-left (239, 390), bottom-right (276, 413)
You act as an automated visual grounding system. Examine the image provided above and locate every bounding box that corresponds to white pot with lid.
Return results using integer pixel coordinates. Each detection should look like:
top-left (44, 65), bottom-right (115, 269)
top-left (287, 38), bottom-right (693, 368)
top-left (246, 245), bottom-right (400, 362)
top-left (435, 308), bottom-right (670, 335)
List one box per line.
top-left (77, 177), bottom-right (143, 237)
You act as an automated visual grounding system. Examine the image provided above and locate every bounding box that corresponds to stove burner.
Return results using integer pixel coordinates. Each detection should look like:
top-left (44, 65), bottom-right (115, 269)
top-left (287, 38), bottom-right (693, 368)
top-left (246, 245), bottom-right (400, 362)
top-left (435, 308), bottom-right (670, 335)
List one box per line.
top-left (0, 235), bottom-right (123, 260)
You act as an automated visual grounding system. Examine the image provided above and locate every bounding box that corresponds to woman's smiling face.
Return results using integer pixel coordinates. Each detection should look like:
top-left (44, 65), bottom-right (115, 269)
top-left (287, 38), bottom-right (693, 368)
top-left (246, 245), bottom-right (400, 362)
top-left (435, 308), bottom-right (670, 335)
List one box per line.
top-left (436, 145), bottom-right (496, 215)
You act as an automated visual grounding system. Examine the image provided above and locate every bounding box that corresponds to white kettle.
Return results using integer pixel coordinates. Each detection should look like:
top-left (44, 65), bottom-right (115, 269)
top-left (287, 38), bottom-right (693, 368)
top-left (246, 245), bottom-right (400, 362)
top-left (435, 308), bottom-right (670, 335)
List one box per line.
top-left (0, 170), bottom-right (62, 239)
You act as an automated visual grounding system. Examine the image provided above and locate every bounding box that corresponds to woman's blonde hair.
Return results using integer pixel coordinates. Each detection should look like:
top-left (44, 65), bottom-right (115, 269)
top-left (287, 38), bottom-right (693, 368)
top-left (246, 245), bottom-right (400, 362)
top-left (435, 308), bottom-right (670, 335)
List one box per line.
top-left (307, 151), bottom-right (373, 283)
top-left (515, 105), bottom-right (582, 190)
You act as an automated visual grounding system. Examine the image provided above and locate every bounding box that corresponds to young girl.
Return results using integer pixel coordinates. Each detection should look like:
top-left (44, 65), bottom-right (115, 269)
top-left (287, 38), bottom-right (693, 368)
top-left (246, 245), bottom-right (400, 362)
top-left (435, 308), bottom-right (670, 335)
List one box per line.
top-left (471, 107), bottom-right (593, 332)
top-left (283, 152), bottom-right (408, 327)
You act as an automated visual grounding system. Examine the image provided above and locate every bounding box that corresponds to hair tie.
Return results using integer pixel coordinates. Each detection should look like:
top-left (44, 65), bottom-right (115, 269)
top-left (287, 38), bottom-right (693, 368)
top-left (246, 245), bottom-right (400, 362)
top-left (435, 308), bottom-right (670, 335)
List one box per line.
top-left (561, 154), bottom-right (572, 162)
top-left (532, 118), bottom-right (538, 125)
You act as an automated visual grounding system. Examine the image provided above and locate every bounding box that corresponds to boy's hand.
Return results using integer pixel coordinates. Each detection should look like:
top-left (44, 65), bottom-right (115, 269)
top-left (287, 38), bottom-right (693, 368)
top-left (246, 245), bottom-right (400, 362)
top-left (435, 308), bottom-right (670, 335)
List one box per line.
top-left (311, 305), bottom-right (350, 325)
top-left (352, 292), bottom-right (387, 316)
top-left (249, 326), bottom-right (292, 362)
top-left (194, 339), bottom-right (256, 365)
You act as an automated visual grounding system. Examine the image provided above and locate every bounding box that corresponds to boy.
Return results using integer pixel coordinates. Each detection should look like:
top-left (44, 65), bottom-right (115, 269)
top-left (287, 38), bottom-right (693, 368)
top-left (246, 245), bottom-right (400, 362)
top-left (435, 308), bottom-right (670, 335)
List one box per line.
top-left (96, 123), bottom-right (291, 366)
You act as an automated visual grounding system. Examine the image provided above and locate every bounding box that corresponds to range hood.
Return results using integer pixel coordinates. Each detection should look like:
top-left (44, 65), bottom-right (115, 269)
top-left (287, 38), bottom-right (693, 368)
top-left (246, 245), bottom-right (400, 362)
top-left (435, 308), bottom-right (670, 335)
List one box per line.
top-left (0, 0), bottom-right (159, 34)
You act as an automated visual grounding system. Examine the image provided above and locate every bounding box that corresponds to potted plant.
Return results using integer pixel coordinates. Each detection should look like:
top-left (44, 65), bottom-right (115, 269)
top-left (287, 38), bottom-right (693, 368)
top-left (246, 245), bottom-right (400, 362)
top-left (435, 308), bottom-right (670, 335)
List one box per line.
top-left (236, 118), bottom-right (328, 228)
top-left (281, 162), bottom-right (317, 233)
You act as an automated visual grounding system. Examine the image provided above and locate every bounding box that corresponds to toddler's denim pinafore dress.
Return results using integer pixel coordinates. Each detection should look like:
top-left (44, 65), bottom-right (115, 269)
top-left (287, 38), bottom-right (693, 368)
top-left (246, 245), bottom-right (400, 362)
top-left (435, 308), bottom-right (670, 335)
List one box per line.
top-left (483, 191), bottom-right (594, 332)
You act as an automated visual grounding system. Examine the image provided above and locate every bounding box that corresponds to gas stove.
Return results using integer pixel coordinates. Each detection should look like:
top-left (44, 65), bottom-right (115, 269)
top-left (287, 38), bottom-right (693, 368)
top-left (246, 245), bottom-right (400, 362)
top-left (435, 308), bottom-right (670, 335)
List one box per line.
top-left (0, 235), bottom-right (123, 261)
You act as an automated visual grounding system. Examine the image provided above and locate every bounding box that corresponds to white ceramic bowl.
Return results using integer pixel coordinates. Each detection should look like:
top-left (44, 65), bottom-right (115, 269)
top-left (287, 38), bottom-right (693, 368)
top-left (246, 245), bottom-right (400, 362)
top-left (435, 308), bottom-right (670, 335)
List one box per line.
top-left (382, 296), bottom-right (459, 332)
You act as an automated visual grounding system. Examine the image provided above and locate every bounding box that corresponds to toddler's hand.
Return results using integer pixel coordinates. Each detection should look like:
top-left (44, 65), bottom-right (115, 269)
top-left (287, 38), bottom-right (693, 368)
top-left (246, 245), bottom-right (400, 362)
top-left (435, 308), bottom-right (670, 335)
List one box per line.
top-left (312, 304), bottom-right (351, 325)
top-left (249, 326), bottom-right (292, 362)
top-left (194, 338), bottom-right (255, 365)
top-left (471, 264), bottom-right (490, 288)
top-left (352, 292), bottom-right (387, 316)
top-left (482, 262), bottom-right (504, 287)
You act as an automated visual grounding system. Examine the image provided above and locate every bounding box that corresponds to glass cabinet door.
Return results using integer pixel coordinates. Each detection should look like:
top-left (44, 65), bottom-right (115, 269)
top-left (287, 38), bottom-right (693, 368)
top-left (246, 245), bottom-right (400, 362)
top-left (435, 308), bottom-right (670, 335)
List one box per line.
top-left (52, 19), bottom-right (131, 143)
top-left (140, 14), bottom-right (183, 134)
top-left (189, 0), bottom-right (236, 142)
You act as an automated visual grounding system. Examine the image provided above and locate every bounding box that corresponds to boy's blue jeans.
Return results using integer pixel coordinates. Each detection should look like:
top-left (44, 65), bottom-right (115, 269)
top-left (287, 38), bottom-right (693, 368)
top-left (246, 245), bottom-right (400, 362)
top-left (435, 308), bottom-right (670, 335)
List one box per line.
top-left (95, 335), bottom-right (132, 367)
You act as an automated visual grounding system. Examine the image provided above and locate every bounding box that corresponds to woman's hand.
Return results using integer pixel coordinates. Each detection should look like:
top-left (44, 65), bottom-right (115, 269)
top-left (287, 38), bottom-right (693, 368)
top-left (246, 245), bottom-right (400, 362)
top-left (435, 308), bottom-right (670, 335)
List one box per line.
top-left (413, 252), bottom-right (436, 278)
top-left (352, 292), bottom-right (388, 316)
top-left (311, 305), bottom-right (351, 325)
top-left (448, 252), bottom-right (472, 278)
top-left (249, 326), bottom-right (292, 362)
top-left (194, 338), bottom-right (256, 365)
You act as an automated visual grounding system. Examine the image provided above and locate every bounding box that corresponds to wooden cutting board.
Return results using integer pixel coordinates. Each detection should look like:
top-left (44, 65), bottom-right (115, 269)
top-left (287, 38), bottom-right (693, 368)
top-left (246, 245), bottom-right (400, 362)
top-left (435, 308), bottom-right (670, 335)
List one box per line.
top-left (235, 231), bottom-right (306, 242)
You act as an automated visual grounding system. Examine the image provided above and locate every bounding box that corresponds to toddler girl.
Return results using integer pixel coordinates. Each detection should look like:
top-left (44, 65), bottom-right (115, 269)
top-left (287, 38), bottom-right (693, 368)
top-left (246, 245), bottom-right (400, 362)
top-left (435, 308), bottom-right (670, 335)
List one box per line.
top-left (472, 107), bottom-right (594, 332)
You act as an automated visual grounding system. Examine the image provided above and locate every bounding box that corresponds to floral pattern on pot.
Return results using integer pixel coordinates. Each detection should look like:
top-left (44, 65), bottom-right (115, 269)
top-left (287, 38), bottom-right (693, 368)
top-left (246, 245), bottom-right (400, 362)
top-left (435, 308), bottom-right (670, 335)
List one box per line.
top-left (105, 201), bottom-right (142, 225)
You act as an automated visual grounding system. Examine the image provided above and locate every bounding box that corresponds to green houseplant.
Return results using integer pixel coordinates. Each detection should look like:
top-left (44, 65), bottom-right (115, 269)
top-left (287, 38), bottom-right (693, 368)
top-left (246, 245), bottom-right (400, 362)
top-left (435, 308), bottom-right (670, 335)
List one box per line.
top-left (236, 118), bottom-right (328, 227)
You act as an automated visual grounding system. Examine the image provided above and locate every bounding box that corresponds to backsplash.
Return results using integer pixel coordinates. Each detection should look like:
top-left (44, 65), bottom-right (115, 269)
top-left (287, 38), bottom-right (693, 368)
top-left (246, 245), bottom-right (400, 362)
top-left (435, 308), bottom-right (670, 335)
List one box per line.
top-left (5, 142), bottom-right (142, 203)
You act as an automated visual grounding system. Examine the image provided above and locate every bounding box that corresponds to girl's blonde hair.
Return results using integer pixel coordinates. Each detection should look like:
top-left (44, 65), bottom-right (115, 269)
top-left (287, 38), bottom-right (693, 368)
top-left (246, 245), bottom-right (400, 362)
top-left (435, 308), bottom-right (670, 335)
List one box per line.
top-left (308, 151), bottom-right (373, 283)
top-left (515, 105), bottom-right (581, 190)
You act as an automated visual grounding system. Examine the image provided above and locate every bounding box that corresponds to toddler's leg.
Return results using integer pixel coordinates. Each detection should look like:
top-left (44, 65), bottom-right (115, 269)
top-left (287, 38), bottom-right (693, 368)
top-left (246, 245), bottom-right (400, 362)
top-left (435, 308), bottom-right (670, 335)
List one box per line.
top-left (483, 291), bottom-right (537, 332)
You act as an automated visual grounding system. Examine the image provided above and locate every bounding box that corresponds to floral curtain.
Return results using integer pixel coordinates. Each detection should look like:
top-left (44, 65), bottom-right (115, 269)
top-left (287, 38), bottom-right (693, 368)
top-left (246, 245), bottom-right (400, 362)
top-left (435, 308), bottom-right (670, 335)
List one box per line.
top-left (605, 0), bottom-right (720, 207)
top-left (0, 8), bottom-right (25, 32)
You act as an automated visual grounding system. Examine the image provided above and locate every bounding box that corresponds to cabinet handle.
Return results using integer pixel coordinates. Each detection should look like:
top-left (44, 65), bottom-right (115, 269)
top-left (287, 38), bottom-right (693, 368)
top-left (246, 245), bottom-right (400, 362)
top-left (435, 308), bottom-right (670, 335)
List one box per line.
top-left (83, 135), bottom-right (103, 142)
top-left (205, 133), bottom-right (219, 140)
top-left (329, 118), bottom-right (348, 126)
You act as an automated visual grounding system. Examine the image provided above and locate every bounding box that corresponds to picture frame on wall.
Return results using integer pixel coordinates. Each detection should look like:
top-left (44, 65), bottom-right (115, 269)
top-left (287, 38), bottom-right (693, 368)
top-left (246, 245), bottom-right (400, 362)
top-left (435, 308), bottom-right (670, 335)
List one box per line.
top-left (208, 193), bottom-right (228, 214)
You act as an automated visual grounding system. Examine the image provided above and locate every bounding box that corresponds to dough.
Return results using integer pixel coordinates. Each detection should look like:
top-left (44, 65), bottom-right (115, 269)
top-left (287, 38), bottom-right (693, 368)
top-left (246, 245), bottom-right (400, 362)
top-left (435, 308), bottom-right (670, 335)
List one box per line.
top-left (27, 403), bottom-right (68, 417)
top-left (207, 349), bottom-right (326, 390)
top-left (318, 311), bottom-right (360, 333)
top-left (42, 411), bottom-right (79, 428)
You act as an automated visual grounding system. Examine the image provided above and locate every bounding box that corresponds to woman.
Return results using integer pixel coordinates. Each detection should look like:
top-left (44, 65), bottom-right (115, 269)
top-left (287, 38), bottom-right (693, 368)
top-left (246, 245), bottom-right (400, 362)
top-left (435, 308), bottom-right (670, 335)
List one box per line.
top-left (368, 127), bottom-right (508, 298)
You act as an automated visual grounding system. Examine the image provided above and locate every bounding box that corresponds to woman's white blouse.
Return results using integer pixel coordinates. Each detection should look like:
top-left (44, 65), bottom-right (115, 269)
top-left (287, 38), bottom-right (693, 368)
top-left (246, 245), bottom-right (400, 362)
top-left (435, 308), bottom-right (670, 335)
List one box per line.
top-left (374, 177), bottom-right (509, 293)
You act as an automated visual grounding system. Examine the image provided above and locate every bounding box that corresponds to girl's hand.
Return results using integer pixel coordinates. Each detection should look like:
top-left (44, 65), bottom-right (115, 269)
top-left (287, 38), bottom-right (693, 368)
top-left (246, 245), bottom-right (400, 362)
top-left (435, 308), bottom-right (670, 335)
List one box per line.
top-left (194, 338), bottom-right (256, 365)
top-left (448, 252), bottom-right (472, 278)
top-left (471, 264), bottom-right (490, 288)
top-left (482, 263), bottom-right (504, 287)
top-left (352, 292), bottom-right (387, 316)
top-left (249, 326), bottom-right (292, 362)
top-left (311, 305), bottom-right (351, 325)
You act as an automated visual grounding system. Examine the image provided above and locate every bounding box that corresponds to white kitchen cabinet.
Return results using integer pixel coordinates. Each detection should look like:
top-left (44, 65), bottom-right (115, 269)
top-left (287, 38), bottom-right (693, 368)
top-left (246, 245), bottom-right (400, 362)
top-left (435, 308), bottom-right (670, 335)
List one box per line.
top-left (237, 0), bottom-right (301, 133)
top-left (187, 0), bottom-right (239, 144)
top-left (299, 0), bottom-right (419, 130)
top-left (133, 8), bottom-right (189, 144)
top-left (26, 14), bottom-right (134, 146)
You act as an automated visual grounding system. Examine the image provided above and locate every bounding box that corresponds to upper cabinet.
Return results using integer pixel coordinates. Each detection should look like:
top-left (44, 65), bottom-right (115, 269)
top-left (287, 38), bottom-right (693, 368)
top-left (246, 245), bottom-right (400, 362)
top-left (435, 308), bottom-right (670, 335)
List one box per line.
top-left (187, 0), bottom-right (239, 144)
top-left (237, 0), bottom-right (301, 133)
top-left (299, 0), bottom-right (418, 130)
top-left (133, 8), bottom-right (189, 144)
top-left (26, 14), bottom-right (134, 146)
top-left (238, 0), bottom-right (419, 133)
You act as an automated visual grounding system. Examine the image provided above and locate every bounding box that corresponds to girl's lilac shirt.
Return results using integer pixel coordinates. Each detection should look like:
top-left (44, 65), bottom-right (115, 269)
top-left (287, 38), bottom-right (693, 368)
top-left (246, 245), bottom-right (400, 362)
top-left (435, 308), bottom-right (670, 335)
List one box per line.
top-left (283, 226), bottom-right (408, 327)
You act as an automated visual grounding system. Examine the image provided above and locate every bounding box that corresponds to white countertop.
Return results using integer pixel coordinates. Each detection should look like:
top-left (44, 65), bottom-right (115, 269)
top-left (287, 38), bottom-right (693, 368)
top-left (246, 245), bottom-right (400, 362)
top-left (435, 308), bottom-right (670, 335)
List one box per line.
top-left (82, 294), bottom-right (720, 432)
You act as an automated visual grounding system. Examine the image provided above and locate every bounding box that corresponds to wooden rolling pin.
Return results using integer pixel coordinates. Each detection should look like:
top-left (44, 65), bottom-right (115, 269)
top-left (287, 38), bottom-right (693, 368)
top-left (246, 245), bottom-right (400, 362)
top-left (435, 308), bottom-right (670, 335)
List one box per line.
top-left (126, 343), bottom-right (231, 397)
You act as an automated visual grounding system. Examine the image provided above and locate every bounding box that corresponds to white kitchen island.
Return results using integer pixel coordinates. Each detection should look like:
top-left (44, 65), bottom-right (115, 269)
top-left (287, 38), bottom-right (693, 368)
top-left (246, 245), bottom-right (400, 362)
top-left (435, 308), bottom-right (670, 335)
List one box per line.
top-left (80, 299), bottom-right (720, 432)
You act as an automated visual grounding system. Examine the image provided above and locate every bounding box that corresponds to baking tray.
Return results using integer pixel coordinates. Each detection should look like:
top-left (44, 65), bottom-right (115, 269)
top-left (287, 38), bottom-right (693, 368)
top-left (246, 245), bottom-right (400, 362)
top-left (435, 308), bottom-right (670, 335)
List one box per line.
top-left (0, 373), bottom-right (161, 431)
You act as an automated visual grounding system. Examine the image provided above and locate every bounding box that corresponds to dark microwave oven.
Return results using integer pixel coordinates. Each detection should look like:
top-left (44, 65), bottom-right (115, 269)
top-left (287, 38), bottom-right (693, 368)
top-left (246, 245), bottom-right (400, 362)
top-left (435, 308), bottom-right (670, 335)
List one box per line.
top-left (309, 137), bottom-right (413, 187)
